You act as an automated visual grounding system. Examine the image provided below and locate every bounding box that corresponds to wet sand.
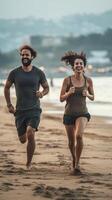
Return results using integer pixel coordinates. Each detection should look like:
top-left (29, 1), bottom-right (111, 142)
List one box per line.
top-left (0, 96), bottom-right (112, 200)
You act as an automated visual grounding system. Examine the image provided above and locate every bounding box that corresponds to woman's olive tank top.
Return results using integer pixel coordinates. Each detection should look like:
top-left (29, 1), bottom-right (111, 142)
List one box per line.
top-left (65, 75), bottom-right (88, 115)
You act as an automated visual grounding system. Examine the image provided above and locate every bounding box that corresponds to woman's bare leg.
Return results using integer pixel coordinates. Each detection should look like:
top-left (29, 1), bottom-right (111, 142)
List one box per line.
top-left (65, 125), bottom-right (76, 168)
top-left (75, 117), bottom-right (88, 169)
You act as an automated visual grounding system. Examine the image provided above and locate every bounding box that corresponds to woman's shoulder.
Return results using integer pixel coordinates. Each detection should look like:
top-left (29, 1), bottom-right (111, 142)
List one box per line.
top-left (84, 75), bottom-right (93, 81)
top-left (84, 75), bottom-right (93, 86)
top-left (63, 76), bottom-right (71, 84)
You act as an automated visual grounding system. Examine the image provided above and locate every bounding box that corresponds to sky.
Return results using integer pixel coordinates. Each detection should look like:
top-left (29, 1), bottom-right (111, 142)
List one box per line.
top-left (0, 0), bottom-right (112, 20)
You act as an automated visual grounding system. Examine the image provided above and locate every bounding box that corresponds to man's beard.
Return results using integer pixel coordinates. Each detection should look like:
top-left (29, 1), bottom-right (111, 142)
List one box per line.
top-left (22, 58), bottom-right (32, 67)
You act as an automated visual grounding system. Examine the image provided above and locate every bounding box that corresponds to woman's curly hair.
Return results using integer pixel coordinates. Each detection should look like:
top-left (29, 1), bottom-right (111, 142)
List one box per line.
top-left (61, 51), bottom-right (87, 67)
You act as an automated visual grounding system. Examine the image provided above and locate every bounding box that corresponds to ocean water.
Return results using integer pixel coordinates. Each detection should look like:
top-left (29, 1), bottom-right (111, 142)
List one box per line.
top-left (43, 76), bottom-right (112, 118)
top-left (0, 76), bottom-right (112, 117)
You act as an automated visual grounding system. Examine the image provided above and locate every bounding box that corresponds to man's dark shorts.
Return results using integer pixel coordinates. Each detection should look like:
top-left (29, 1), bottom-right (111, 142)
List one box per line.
top-left (63, 113), bottom-right (91, 125)
top-left (14, 108), bottom-right (42, 137)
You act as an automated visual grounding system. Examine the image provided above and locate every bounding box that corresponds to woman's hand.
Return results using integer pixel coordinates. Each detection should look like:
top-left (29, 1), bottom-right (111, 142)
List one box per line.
top-left (82, 89), bottom-right (88, 97)
top-left (69, 86), bottom-right (75, 95)
top-left (82, 88), bottom-right (94, 100)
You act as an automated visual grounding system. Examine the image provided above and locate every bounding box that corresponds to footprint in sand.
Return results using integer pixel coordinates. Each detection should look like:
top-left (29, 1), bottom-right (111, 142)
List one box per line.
top-left (4, 123), bottom-right (14, 127)
top-left (33, 184), bottom-right (94, 199)
top-left (0, 182), bottom-right (14, 191)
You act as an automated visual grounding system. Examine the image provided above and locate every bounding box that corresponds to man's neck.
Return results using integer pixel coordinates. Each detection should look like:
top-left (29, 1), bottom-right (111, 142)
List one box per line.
top-left (22, 65), bottom-right (33, 72)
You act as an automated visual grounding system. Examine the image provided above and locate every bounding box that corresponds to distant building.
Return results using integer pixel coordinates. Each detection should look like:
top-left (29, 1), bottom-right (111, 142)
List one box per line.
top-left (42, 37), bottom-right (62, 47)
top-left (88, 50), bottom-right (110, 66)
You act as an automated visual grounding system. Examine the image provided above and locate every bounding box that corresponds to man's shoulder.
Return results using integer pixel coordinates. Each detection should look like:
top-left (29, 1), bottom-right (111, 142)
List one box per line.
top-left (33, 66), bottom-right (45, 74)
top-left (9, 66), bottom-right (21, 73)
top-left (7, 66), bottom-right (21, 82)
top-left (33, 66), bottom-right (42, 72)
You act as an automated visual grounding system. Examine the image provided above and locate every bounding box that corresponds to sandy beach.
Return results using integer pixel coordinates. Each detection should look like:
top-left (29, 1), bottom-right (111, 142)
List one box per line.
top-left (0, 96), bottom-right (112, 200)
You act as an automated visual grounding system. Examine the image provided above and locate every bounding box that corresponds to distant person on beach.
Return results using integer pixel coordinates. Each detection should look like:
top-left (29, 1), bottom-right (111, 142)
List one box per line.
top-left (4, 45), bottom-right (49, 169)
top-left (50, 77), bottom-right (54, 87)
top-left (60, 51), bottom-right (94, 174)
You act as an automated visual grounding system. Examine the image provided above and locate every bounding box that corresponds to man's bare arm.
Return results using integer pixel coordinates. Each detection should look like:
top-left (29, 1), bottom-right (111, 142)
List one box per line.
top-left (4, 80), bottom-right (15, 113)
top-left (36, 81), bottom-right (49, 98)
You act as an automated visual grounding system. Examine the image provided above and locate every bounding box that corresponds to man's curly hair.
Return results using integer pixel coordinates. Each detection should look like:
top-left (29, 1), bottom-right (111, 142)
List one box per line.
top-left (19, 45), bottom-right (37, 58)
top-left (61, 51), bottom-right (87, 67)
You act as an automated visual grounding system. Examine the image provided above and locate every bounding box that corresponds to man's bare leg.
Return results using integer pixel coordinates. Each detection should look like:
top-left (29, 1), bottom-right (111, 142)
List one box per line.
top-left (26, 126), bottom-right (35, 169)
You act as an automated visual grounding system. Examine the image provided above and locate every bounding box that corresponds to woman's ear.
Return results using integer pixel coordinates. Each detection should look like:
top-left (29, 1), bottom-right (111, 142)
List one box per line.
top-left (72, 66), bottom-right (74, 71)
top-left (83, 65), bottom-right (86, 73)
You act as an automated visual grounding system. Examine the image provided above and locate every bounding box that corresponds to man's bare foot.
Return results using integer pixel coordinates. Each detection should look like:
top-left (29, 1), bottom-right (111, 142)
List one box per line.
top-left (26, 163), bottom-right (32, 170)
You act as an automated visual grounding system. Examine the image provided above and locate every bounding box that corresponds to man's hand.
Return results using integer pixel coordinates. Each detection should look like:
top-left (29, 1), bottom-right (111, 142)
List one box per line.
top-left (7, 104), bottom-right (15, 114)
top-left (36, 91), bottom-right (43, 98)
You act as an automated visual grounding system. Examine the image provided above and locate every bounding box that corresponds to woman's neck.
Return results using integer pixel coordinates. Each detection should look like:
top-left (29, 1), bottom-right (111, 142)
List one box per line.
top-left (74, 73), bottom-right (84, 80)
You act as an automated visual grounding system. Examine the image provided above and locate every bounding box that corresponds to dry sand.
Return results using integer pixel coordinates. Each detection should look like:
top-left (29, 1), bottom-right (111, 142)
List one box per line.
top-left (0, 96), bottom-right (112, 200)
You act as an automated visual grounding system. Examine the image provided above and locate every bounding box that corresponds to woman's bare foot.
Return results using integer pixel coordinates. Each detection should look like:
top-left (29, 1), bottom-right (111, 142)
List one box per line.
top-left (72, 159), bottom-right (75, 168)
top-left (73, 165), bottom-right (82, 175)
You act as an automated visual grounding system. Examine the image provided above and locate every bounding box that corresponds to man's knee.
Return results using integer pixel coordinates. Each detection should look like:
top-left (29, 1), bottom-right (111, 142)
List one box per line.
top-left (26, 126), bottom-right (35, 140)
top-left (19, 135), bottom-right (26, 144)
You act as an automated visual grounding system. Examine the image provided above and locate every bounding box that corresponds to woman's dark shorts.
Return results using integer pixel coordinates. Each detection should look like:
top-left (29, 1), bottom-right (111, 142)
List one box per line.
top-left (63, 113), bottom-right (91, 125)
top-left (14, 108), bottom-right (42, 137)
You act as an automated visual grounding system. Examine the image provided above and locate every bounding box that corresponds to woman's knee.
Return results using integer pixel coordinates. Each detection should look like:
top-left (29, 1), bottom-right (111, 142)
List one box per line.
top-left (76, 134), bottom-right (83, 146)
top-left (76, 133), bottom-right (83, 142)
top-left (75, 128), bottom-right (84, 139)
top-left (68, 140), bottom-right (75, 149)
